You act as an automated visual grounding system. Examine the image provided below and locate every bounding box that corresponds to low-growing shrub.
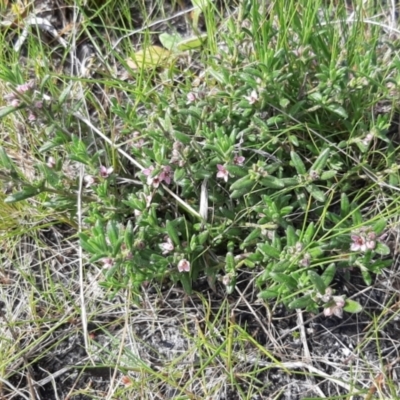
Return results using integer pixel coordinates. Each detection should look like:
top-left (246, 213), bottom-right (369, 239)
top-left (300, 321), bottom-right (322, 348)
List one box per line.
top-left (0, 0), bottom-right (396, 316)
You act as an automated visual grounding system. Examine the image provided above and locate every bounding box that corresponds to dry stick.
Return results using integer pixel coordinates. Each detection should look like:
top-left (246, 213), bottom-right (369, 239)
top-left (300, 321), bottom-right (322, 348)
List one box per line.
top-left (296, 309), bottom-right (311, 363)
top-left (296, 309), bottom-right (327, 399)
top-left (0, 307), bottom-right (38, 400)
top-left (77, 163), bottom-right (92, 360)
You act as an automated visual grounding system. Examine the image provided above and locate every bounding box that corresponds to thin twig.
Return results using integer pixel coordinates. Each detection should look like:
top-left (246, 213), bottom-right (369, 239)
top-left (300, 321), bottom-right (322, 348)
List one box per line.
top-left (296, 309), bottom-right (311, 363)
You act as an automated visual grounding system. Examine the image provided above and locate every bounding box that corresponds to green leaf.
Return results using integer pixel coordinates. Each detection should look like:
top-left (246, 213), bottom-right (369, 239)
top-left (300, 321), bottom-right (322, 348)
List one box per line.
top-left (290, 151), bottom-right (307, 174)
top-left (279, 97), bottom-right (290, 109)
top-left (320, 170), bottom-right (336, 180)
top-left (351, 207), bottom-right (363, 225)
top-left (0, 106), bottom-right (18, 119)
top-left (93, 220), bottom-right (109, 252)
top-left (36, 164), bottom-right (60, 188)
top-left (173, 131), bottom-right (192, 145)
top-left (302, 222), bottom-right (315, 245)
top-left (340, 193), bottom-right (350, 217)
top-left (368, 259), bottom-right (392, 272)
top-left (321, 263), bottom-right (336, 286)
top-left (270, 272), bottom-right (297, 290)
top-left (225, 252), bottom-right (235, 273)
top-left (229, 176), bottom-right (254, 191)
top-left (241, 228), bottom-right (262, 249)
top-left (308, 270), bottom-right (326, 295)
top-left (295, 189), bottom-right (308, 210)
top-left (310, 148), bottom-right (330, 173)
top-left (259, 176), bottom-right (285, 189)
top-left (166, 220), bottom-right (180, 246)
top-left (231, 186), bottom-right (252, 199)
top-left (124, 221), bottom-right (134, 251)
top-left (307, 246), bottom-right (324, 258)
top-left (258, 243), bottom-right (281, 259)
top-left (343, 299), bottom-right (362, 313)
top-left (127, 45), bottom-right (172, 70)
top-left (107, 220), bottom-right (120, 248)
top-left (280, 177), bottom-right (299, 187)
top-left (286, 225), bottom-right (297, 247)
top-left (272, 260), bottom-right (290, 272)
top-left (0, 147), bottom-right (15, 170)
top-left (361, 268), bottom-right (372, 285)
top-left (327, 104), bottom-right (348, 119)
top-left (288, 294), bottom-right (313, 309)
top-left (225, 165), bottom-right (248, 177)
top-left (159, 32), bottom-right (182, 51)
top-left (306, 184), bottom-right (326, 202)
top-left (280, 206), bottom-right (294, 216)
top-left (177, 34), bottom-right (207, 51)
top-left (326, 212), bottom-right (341, 224)
top-left (5, 187), bottom-right (41, 203)
top-left (192, 0), bottom-right (210, 10)
top-left (258, 289), bottom-right (279, 300)
top-left (180, 272), bottom-right (192, 294)
top-left (374, 242), bottom-right (390, 256)
top-left (373, 219), bottom-right (386, 235)
top-left (80, 234), bottom-right (104, 255)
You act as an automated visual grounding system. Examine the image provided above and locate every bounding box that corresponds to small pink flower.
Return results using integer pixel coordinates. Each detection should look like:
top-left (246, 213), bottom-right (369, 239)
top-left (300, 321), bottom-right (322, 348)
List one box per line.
top-left (84, 175), bottom-right (96, 188)
top-left (142, 166), bottom-right (157, 187)
top-left (244, 89), bottom-right (259, 105)
top-left (10, 99), bottom-right (20, 107)
top-left (177, 259), bottom-right (190, 272)
top-left (159, 237), bottom-right (174, 255)
top-left (320, 287), bottom-right (333, 303)
top-left (299, 253), bottom-right (311, 267)
top-left (28, 113), bottom-right (36, 121)
top-left (159, 165), bottom-right (172, 185)
top-left (323, 296), bottom-right (345, 318)
top-left (143, 165), bottom-right (172, 187)
top-left (102, 257), bottom-right (114, 269)
top-left (99, 165), bottom-right (113, 178)
top-left (16, 81), bottom-right (34, 94)
top-left (46, 156), bottom-right (56, 169)
top-left (4, 93), bottom-right (16, 102)
top-left (187, 92), bottom-right (197, 104)
top-left (34, 101), bottom-right (43, 109)
top-left (309, 170), bottom-right (320, 180)
top-left (366, 232), bottom-right (376, 250)
top-left (350, 229), bottom-right (377, 252)
top-left (216, 164), bottom-right (229, 182)
top-left (233, 155), bottom-right (245, 166)
top-left (350, 234), bottom-right (364, 251)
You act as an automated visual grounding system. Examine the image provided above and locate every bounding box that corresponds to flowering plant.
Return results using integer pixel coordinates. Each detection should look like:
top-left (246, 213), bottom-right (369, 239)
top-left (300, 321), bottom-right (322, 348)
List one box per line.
top-left (0, 51), bottom-right (393, 313)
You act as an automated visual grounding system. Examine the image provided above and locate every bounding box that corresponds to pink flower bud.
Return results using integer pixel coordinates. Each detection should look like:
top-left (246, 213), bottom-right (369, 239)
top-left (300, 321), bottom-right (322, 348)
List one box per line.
top-left (177, 259), bottom-right (190, 272)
